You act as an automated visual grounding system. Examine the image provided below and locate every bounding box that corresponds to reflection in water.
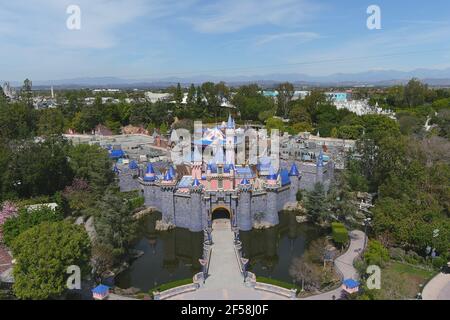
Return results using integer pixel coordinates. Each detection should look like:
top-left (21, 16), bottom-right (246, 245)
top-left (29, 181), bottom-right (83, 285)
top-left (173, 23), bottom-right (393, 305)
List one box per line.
top-left (115, 213), bottom-right (203, 292)
top-left (240, 212), bottom-right (326, 283)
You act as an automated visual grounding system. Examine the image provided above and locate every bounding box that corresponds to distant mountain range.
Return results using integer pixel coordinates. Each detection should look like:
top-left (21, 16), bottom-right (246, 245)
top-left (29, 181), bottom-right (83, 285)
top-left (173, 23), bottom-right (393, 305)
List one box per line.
top-left (4, 67), bottom-right (450, 89)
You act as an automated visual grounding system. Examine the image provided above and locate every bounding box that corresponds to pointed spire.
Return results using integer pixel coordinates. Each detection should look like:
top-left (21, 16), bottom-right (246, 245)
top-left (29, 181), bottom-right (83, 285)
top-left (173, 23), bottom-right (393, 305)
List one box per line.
top-left (193, 146), bottom-right (202, 162)
top-left (227, 113), bottom-right (234, 129)
top-left (317, 151), bottom-right (324, 168)
top-left (129, 160), bottom-right (139, 170)
top-left (146, 163), bottom-right (155, 174)
top-left (192, 177), bottom-right (201, 187)
top-left (168, 166), bottom-right (176, 178)
top-left (164, 170), bottom-right (172, 181)
top-left (267, 164), bottom-right (278, 180)
top-left (240, 178), bottom-right (250, 185)
top-left (289, 163), bottom-right (300, 176)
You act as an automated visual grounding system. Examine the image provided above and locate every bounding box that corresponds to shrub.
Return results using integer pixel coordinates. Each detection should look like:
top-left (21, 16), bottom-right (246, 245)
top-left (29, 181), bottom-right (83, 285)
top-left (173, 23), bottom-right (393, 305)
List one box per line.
top-left (432, 256), bottom-right (446, 269)
top-left (405, 250), bottom-right (424, 264)
top-left (331, 222), bottom-right (349, 247)
top-left (296, 190), bottom-right (303, 202)
top-left (364, 240), bottom-right (390, 267)
top-left (128, 196), bottom-right (145, 210)
top-left (389, 247), bottom-right (406, 261)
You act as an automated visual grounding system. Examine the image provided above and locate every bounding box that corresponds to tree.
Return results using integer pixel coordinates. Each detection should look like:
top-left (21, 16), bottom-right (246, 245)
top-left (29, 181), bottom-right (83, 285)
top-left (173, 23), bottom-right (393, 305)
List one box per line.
top-left (186, 84), bottom-right (196, 106)
top-left (404, 78), bottom-right (427, 107)
top-left (305, 183), bottom-right (328, 223)
top-left (0, 101), bottom-right (36, 140)
top-left (68, 144), bottom-right (113, 191)
top-left (265, 117), bottom-right (285, 133)
top-left (20, 79), bottom-right (33, 108)
top-left (94, 189), bottom-right (137, 260)
top-left (232, 84), bottom-right (274, 121)
top-left (2, 206), bottom-right (63, 247)
top-left (12, 221), bottom-right (91, 300)
top-left (276, 82), bottom-right (294, 118)
top-left (37, 109), bottom-right (65, 136)
top-left (2, 136), bottom-right (73, 199)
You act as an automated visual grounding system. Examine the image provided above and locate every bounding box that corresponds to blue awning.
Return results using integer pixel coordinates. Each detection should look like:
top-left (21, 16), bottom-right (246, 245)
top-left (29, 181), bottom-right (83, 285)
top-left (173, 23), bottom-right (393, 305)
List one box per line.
top-left (92, 284), bottom-right (109, 295)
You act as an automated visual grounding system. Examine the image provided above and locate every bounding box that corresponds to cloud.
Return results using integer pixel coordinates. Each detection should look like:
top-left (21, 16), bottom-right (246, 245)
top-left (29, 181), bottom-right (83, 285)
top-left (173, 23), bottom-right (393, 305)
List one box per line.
top-left (185, 0), bottom-right (321, 33)
top-left (255, 31), bottom-right (320, 46)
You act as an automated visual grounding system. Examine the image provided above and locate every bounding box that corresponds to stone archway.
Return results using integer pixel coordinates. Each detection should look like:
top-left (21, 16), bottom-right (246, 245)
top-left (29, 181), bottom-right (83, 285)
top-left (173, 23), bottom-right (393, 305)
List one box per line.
top-left (212, 207), bottom-right (231, 220)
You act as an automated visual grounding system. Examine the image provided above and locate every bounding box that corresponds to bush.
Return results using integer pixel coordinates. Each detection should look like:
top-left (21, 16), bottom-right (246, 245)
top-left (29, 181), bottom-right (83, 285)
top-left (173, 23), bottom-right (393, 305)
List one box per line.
top-left (405, 250), bottom-right (424, 264)
top-left (331, 222), bottom-right (349, 247)
top-left (128, 197), bottom-right (145, 210)
top-left (432, 257), bottom-right (446, 269)
top-left (364, 240), bottom-right (390, 267)
top-left (296, 190), bottom-right (303, 202)
top-left (389, 247), bottom-right (406, 261)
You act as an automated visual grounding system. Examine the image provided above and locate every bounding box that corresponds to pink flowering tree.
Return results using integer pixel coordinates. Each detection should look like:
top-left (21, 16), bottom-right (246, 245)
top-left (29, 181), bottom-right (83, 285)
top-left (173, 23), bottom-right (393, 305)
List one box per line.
top-left (0, 201), bottom-right (18, 241)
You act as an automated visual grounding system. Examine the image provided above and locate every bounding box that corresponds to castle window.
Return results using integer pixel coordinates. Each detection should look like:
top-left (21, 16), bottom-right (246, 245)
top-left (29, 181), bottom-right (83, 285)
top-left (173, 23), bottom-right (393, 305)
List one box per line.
top-left (218, 179), bottom-right (223, 189)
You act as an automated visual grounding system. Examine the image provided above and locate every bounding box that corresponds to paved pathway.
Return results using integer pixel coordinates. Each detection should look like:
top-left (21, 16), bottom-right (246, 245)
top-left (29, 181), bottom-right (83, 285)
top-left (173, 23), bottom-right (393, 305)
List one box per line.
top-left (301, 230), bottom-right (366, 300)
top-left (422, 272), bottom-right (450, 300)
top-left (168, 219), bottom-right (288, 300)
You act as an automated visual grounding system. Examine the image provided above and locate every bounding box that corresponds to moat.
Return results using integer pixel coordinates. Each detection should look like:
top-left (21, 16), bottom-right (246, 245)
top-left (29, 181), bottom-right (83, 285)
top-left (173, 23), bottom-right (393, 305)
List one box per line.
top-left (115, 211), bottom-right (326, 291)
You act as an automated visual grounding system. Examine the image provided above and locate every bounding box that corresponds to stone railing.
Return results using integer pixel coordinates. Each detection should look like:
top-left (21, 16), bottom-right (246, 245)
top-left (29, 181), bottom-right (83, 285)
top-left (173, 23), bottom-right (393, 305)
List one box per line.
top-left (253, 282), bottom-right (297, 299)
top-left (153, 283), bottom-right (200, 300)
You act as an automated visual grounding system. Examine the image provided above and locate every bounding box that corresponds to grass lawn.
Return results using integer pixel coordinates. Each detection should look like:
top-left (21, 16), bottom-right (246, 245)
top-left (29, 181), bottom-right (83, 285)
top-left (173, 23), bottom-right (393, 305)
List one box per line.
top-left (378, 261), bottom-right (436, 300)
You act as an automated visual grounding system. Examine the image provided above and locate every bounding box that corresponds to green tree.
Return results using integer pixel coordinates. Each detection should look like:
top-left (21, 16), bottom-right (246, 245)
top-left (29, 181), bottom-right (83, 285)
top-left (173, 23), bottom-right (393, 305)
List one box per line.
top-left (68, 144), bottom-right (113, 191)
top-left (404, 78), bottom-right (428, 107)
top-left (94, 189), bottom-right (137, 260)
top-left (276, 82), bottom-right (294, 118)
top-left (12, 221), bottom-right (91, 300)
top-left (305, 183), bottom-right (328, 223)
top-left (37, 109), bottom-right (65, 136)
top-left (2, 206), bottom-right (63, 247)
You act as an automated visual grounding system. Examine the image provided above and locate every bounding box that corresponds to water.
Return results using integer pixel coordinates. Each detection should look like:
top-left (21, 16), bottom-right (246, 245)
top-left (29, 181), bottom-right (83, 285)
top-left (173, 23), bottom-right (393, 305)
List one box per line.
top-left (115, 212), bottom-right (203, 292)
top-left (240, 212), bottom-right (327, 283)
top-left (115, 211), bottom-right (325, 291)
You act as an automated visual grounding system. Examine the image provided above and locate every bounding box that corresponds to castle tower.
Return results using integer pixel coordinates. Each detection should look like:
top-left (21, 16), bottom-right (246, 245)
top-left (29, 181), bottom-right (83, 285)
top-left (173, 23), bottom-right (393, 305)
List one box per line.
top-left (265, 167), bottom-right (280, 226)
top-left (141, 163), bottom-right (160, 208)
top-left (160, 170), bottom-right (177, 225)
top-left (189, 178), bottom-right (204, 232)
top-left (191, 146), bottom-right (202, 180)
top-left (316, 150), bottom-right (324, 184)
top-left (288, 163), bottom-right (301, 202)
top-left (237, 178), bottom-right (252, 231)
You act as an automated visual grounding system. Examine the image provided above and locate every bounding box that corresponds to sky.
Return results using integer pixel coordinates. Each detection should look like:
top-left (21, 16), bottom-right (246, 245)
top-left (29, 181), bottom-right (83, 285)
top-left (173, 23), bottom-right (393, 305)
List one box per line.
top-left (1, 0), bottom-right (450, 81)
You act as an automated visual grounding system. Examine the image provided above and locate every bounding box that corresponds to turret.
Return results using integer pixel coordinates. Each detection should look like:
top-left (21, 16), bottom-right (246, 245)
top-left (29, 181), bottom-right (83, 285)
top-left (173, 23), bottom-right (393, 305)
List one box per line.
top-left (189, 178), bottom-right (204, 232)
top-left (289, 163), bottom-right (301, 202)
top-left (316, 150), bottom-right (324, 184)
top-left (237, 177), bottom-right (252, 231)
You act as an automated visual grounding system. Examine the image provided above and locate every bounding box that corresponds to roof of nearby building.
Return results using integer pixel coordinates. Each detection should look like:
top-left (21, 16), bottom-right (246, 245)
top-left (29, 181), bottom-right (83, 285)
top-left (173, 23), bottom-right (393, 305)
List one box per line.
top-left (343, 279), bottom-right (360, 289)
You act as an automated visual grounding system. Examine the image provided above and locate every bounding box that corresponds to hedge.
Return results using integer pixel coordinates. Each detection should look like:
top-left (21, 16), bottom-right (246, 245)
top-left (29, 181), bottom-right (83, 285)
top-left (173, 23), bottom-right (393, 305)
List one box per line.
top-left (331, 222), bottom-right (349, 246)
top-left (256, 277), bottom-right (299, 291)
top-left (128, 196), bottom-right (145, 210)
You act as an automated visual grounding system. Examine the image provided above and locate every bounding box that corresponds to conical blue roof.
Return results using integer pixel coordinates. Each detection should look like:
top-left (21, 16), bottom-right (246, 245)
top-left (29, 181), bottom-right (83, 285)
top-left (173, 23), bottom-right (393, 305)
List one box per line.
top-left (240, 178), bottom-right (250, 185)
top-left (129, 160), bottom-right (139, 170)
top-left (192, 178), bottom-right (201, 187)
top-left (289, 163), bottom-right (299, 176)
top-left (168, 166), bottom-right (176, 178)
top-left (164, 170), bottom-right (172, 181)
top-left (267, 164), bottom-right (278, 180)
top-left (146, 163), bottom-right (155, 174)
top-left (317, 151), bottom-right (324, 168)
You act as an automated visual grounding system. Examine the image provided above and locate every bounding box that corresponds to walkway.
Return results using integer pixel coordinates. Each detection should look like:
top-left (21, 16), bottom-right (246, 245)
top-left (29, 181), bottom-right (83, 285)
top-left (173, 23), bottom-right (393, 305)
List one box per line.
top-left (301, 229), bottom-right (366, 300)
top-left (168, 219), bottom-right (288, 300)
top-left (422, 272), bottom-right (450, 300)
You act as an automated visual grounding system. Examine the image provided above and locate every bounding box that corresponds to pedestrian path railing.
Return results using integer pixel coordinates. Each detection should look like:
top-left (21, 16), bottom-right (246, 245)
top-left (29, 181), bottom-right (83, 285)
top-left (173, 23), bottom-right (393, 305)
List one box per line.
top-left (153, 283), bottom-right (200, 300)
top-left (253, 282), bottom-right (297, 299)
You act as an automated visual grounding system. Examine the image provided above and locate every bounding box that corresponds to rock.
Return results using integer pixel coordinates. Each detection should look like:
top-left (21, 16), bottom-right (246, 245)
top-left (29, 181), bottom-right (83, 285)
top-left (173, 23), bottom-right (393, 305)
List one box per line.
top-left (155, 220), bottom-right (175, 231)
top-left (295, 215), bottom-right (309, 223)
top-left (133, 207), bottom-right (157, 219)
top-left (253, 221), bottom-right (274, 229)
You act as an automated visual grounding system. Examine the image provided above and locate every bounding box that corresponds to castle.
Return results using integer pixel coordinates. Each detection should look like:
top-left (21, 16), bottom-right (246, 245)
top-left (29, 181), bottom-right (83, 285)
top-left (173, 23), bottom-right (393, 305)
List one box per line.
top-left (117, 115), bottom-right (334, 232)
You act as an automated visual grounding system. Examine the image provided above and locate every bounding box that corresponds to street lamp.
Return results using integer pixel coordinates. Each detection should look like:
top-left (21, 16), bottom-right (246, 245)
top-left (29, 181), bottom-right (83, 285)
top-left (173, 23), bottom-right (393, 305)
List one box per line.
top-left (363, 217), bottom-right (371, 249)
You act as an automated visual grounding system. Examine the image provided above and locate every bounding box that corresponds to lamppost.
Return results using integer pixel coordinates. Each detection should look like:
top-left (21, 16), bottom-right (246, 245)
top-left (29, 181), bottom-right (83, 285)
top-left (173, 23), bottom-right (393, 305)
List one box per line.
top-left (363, 217), bottom-right (371, 250)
